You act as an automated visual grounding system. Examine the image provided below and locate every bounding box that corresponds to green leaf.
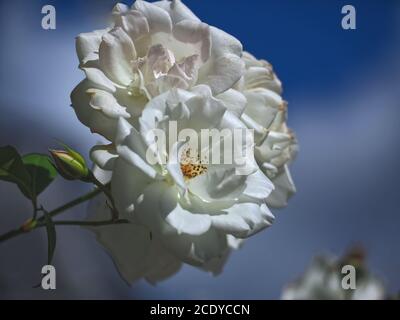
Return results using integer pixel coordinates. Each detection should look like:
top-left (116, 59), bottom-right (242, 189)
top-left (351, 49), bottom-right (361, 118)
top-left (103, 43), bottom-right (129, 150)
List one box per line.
top-left (43, 210), bottom-right (56, 265)
top-left (20, 154), bottom-right (57, 200)
top-left (0, 145), bottom-right (32, 198)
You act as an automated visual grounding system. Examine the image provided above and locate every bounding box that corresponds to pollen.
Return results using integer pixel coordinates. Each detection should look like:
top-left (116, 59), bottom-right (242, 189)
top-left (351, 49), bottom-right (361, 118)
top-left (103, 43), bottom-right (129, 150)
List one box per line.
top-left (180, 162), bottom-right (208, 179)
top-left (180, 147), bottom-right (208, 180)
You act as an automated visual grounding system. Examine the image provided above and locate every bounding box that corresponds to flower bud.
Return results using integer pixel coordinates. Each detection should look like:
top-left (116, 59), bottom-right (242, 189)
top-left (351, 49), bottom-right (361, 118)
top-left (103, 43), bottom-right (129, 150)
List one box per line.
top-left (21, 218), bottom-right (37, 232)
top-left (49, 146), bottom-right (89, 181)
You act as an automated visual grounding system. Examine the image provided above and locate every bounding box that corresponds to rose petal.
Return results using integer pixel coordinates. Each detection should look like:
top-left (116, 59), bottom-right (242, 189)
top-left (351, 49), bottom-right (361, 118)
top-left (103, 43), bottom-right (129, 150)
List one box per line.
top-left (99, 28), bottom-right (136, 86)
top-left (133, 0), bottom-right (172, 34)
top-left (243, 89), bottom-right (282, 129)
top-left (211, 202), bottom-right (274, 238)
top-left (87, 88), bottom-right (131, 118)
top-left (154, 0), bottom-right (200, 23)
top-left (70, 80), bottom-right (118, 140)
top-left (172, 20), bottom-right (211, 63)
top-left (216, 89), bottom-right (247, 118)
top-left (90, 145), bottom-right (118, 171)
top-left (241, 169), bottom-right (274, 201)
top-left (76, 29), bottom-right (108, 66)
top-left (86, 194), bottom-right (179, 284)
top-left (266, 165), bottom-right (296, 208)
top-left (198, 27), bottom-right (244, 94)
top-left (82, 67), bottom-right (116, 93)
top-left (113, 8), bottom-right (150, 40)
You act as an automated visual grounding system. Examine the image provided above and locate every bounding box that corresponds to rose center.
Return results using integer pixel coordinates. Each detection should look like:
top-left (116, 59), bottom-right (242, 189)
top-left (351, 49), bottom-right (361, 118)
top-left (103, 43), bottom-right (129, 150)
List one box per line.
top-left (179, 147), bottom-right (207, 180)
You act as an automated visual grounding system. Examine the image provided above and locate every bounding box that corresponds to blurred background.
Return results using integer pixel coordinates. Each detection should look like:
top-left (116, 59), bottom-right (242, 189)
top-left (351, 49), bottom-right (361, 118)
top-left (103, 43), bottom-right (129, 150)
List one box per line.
top-left (0, 0), bottom-right (399, 299)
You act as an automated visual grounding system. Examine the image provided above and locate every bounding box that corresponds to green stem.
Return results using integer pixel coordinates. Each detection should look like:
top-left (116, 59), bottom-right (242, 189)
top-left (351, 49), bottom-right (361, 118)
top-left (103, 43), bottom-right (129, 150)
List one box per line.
top-left (0, 228), bottom-right (25, 243)
top-left (48, 219), bottom-right (129, 227)
top-left (32, 199), bottom-right (38, 220)
top-left (90, 173), bottom-right (118, 220)
top-left (46, 187), bottom-right (102, 219)
top-left (0, 187), bottom-right (102, 244)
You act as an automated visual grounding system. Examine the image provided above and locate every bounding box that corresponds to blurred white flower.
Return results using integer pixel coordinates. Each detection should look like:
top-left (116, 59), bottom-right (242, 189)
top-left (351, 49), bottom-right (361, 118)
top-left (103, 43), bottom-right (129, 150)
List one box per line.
top-left (88, 87), bottom-right (275, 283)
top-left (281, 249), bottom-right (386, 300)
top-left (235, 52), bottom-right (297, 208)
top-left (71, 0), bottom-right (244, 141)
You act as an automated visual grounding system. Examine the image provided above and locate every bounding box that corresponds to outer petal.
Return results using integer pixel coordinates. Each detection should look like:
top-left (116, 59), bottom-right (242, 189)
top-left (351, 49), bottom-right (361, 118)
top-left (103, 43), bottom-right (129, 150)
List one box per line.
top-left (154, 0), bottom-right (200, 23)
top-left (243, 89), bottom-right (283, 129)
top-left (99, 28), bottom-right (136, 86)
top-left (82, 68), bottom-right (116, 93)
top-left (266, 165), bottom-right (296, 208)
top-left (216, 89), bottom-right (247, 118)
top-left (115, 118), bottom-right (160, 180)
top-left (242, 169), bottom-right (274, 201)
top-left (92, 165), bottom-right (112, 185)
top-left (241, 51), bottom-right (282, 94)
top-left (160, 228), bottom-right (229, 266)
top-left (90, 144), bottom-right (118, 171)
top-left (255, 131), bottom-right (293, 164)
top-left (198, 27), bottom-right (244, 95)
top-left (87, 88), bottom-right (131, 118)
top-left (133, 0), bottom-right (173, 34)
top-left (76, 29), bottom-right (108, 66)
top-left (201, 248), bottom-right (231, 276)
top-left (244, 66), bottom-right (282, 94)
top-left (113, 7), bottom-right (150, 40)
top-left (86, 194), bottom-right (180, 284)
top-left (70, 80), bottom-right (118, 140)
top-left (165, 202), bottom-right (212, 236)
top-left (211, 202), bottom-right (274, 238)
top-left (111, 157), bottom-right (153, 217)
top-left (144, 242), bottom-right (182, 284)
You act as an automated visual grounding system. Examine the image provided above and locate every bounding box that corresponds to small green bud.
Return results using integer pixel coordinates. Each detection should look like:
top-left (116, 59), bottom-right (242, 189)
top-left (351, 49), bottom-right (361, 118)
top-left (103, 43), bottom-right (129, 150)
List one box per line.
top-left (49, 146), bottom-right (89, 181)
top-left (21, 218), bottom-right (37, 232)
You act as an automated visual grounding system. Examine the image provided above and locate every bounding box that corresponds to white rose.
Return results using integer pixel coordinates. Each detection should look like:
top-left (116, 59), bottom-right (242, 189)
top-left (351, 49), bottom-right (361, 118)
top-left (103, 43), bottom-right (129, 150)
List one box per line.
top-left (236, 52), bottom-right (298, 208)
top-left (88, 86), bottom-right (275, 283)
top-left (71, 0), bottom-right (244, 141)
top-left (281, 252), bottom-right (386, 300)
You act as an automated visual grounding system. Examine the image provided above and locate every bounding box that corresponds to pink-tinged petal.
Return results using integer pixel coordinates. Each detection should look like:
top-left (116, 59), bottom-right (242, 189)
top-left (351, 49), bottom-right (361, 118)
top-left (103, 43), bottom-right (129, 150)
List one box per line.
top-left (173, 20), bottom-right (211, 63)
